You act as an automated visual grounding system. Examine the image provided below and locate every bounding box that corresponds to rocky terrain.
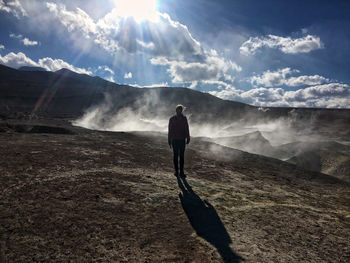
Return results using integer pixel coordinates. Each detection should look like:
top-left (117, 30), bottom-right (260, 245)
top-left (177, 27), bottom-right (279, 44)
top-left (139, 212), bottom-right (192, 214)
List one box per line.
top-left (200, 130), bottom-right (350, 182)
top-left (0, 120), bottom-right (349, 262)
top-left (1, 65), bottom-right (350, 262)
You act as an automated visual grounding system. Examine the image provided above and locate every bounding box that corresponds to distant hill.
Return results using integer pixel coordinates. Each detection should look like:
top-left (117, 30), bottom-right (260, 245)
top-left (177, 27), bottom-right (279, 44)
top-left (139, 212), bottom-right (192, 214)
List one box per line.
top-left (18, 66), bottom-right (46, 72)
top-left (0, 64), bottom-right (255, 121)
top-left (0, 64), bottom-right (350, 128)
top-left (0, 64), bottom-right (128, 118)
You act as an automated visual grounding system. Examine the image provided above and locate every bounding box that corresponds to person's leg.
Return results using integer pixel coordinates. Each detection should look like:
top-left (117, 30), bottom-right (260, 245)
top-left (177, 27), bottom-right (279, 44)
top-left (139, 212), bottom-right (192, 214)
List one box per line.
top-left (172, 140), bottom-right (179, 175)
top-left (179, 140), bottom-right (186, 175)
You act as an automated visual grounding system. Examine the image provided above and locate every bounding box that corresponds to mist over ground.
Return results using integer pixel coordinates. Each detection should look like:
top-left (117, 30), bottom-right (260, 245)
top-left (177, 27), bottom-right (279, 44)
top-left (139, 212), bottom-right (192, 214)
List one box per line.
top-left (71, 88), bottom-right (350, 182)
top-left (73, 90), bottom-right (335, 144)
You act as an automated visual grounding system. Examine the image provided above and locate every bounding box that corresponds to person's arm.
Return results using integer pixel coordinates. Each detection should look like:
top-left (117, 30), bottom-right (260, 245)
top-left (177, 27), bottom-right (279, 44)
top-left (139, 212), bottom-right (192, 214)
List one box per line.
top-left (185, 117), bottom-right (190, 144)
top-left (168, 118), bottom-right (172, 148)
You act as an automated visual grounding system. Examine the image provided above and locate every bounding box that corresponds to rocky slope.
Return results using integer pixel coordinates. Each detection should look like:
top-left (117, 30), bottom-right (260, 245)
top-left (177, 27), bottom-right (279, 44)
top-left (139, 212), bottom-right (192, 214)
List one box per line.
top-left (200, 131), bottom-right (350, 182)
top-left (202, 131), bottom-right (276, 157)
top-left (0, 120), bottom-right (349, 262)
top-left (284, 141), bottom-right (350, 182)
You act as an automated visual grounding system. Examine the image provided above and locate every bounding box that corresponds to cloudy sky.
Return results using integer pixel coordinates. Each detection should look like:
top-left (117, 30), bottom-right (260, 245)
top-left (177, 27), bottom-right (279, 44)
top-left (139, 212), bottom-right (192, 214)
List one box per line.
top-left (1, 0), bottom-right (350, 108)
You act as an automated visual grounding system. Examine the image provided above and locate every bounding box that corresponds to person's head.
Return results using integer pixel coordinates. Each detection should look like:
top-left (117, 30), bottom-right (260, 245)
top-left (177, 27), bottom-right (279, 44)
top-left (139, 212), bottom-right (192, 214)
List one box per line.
top-left (176, 104), bottom-right (185, 115)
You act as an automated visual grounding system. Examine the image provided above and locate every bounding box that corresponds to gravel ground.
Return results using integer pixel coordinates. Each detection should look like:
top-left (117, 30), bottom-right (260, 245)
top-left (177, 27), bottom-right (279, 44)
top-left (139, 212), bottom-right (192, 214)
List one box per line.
top-left (0, 120), bottom-right (349, 262)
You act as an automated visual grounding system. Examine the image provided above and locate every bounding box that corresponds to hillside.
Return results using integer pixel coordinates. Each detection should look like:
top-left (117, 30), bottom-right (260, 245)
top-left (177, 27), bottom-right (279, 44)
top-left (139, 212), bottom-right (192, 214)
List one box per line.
top-left (0, 64), bottom-right (254, 123)
top-left (283, 141), bottom-right (350, 182)
top-left (0, 119), bottom-right (349, 262)
top-left (18, 66), bottom-right (47, 72)
top-left (204, 131), bottom-right (276, 156)
top-left (0, 64), bottom-right (126, 118)
top-left (1, 64), bottom-right (350, 127)
top-left (201, 133), bottom-right (350, 182)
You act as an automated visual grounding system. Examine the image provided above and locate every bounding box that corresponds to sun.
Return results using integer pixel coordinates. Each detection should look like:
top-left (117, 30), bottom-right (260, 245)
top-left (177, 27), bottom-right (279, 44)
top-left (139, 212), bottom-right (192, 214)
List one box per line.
top-left (114, 0), bottom-right (158, 21)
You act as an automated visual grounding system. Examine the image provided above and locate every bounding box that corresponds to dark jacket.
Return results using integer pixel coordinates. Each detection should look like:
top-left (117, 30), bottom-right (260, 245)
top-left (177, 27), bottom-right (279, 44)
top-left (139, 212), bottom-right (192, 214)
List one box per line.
top-left (168, 114), bottom-right (190, 141)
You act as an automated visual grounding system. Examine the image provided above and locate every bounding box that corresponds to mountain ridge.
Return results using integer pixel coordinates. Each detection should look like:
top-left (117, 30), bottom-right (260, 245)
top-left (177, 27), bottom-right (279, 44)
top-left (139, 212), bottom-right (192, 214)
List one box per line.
top-left (0, 64), bottom-right (255, 120)
top-left (18, 66), bottom-right (46, 72)
top-left (1, 64), bottom-right (349, 127)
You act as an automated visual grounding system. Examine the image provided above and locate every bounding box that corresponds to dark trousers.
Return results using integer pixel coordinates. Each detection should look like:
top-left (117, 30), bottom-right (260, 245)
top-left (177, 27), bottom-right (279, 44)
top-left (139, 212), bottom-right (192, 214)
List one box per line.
top-left (172, 139), bottom-right (186, 173)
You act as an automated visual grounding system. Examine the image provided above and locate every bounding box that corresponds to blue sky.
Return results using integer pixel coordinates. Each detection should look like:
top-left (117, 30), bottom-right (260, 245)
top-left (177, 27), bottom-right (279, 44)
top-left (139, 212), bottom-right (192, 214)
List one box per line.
top-left (0, 0), bottom-right (349, 108)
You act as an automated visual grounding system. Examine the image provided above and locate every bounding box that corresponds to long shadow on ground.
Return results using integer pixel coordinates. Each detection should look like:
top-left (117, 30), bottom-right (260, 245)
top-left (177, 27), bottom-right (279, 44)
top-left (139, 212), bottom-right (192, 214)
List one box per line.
top-left (177, 176), bottom-right (243, 263)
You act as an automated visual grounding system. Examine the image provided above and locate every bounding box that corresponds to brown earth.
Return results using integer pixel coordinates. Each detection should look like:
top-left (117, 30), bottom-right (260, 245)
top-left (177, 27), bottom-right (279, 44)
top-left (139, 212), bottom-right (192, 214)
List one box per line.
top-left (0, 120), bottom-right (349, 262)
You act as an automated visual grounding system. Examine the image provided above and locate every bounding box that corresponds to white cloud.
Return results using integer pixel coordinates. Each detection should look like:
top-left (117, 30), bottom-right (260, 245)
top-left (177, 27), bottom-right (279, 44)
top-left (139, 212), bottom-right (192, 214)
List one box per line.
top-left (209, 83), bottom-right (350, 108)
top-left (209, 85), bottom-right (243, 102)
top-left (250, 68), bottom-right (296, 87)
top-left (10, 33), bottom-right (39, 46)
top-left (150, 57), bottom-right (168, 66)
top-left (143, 82), bottom-right (169, 88)
top-left (104, 76), bottom-right (115, 82)
top-left (0, 51), bottom-right (91, 75)
top-left (240, 34), bottom-right (322, 55)
top-left (22, 38), bottom-right (38, 46)
top-left (130, 82), bottom-right (169, 88)
top-left (0, 51), bottom-right (37, 68)
top-left (241, 87), bottom-right (285, 104)
top-left (38, 57), bottom-right (91, 74)
top-left (98, 65), bottom-right (114, 75)
top-left (45, 2), bottom-right (240, 87)
top-left (137, 39), bottom-right (155, 50)
top-left (150, 13), bottom-right (202, 57)
top-left (152, 59), bottom-right (220, 83)
top-left (0, 44), bottom-right (4, 49)
top-left (96, 66), bottom-right (115, 82)
top-left (286, 75), bottom-right (329, 87)
top-left (0, 0), bottom-right (27, 18)
top-left (46, 2), bottom-right (97, 37)
top-left (284, 83), bottom-right (350, 102)
top-left (203, 80), bottom-right (232, 89)
top-left (210, 86), bottom-right (285, 105)
top-left (124, 72), bottom-right (132, 79)
top-left (150, 52), bottom-right (240, 84)
top-left (9, 33), bottom-right (21, 39)
top-left (45, 3), bottom-right (201, 58)
top-left (188, 81), bottom-right (198, 89)
top-left (250, 68), bottom-right (329, 87)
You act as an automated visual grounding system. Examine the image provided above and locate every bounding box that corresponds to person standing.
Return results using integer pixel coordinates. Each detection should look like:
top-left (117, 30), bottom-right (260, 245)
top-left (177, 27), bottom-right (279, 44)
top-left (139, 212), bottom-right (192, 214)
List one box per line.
top-left (168, 105), bottom-right (190, 177)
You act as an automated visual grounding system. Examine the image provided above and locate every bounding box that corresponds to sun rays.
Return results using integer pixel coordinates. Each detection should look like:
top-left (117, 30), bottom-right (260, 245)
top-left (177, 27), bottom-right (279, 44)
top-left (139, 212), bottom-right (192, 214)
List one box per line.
top-left (113, 0), bottom-right (159, 22)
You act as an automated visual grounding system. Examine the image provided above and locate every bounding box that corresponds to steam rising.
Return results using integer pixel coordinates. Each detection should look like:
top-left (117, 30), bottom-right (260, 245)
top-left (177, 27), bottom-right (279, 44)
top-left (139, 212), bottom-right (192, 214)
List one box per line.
top-left (74, 91), bottom-right (168, 132)
top-left (73, 89), bottom-right (350, 180)
top-left (74, 91), bottom-right (322, 145)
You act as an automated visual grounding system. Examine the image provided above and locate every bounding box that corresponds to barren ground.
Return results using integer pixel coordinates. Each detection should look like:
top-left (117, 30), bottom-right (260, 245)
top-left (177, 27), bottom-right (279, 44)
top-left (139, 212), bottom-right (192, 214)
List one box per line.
top-left (0, 120), bottom-right (349, 262)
